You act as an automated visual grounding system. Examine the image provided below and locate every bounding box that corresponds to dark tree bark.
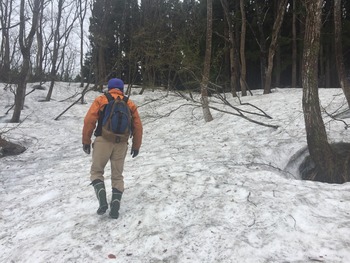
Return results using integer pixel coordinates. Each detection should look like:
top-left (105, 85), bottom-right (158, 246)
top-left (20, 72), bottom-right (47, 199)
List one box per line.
top-left (292, 0), bottom-right (297, 88)
top-left (0, 0), bottom-right (13, 82)
top-left (34, 1), bottom-right (44, 79)
top-left (11, 0), bottom-right (42, 122)
top-left (46, 0), bottom-right (78, 100)
top-left (78, 0), bottom-right (88, 88)
top-left (334, 0), bottom-right (350, 109)
top-left (201, 0), bottom-right (213, 122)
top-left (45, 0), bottom-right (63, 101)
top-left (116, 0), bottom-right (128, 78)
top-left (301, 0), bottom-right (349, 184)
top-left (239, 0), bottom-right (248, 96)
top-left (263, 0), bottom-right (288, 94)
top-left (255, 1), bottom-right (268, 90)
top-left (221, 0), bottom-right (238, 97)
top-left (90, 0), bottom-right (113, 91)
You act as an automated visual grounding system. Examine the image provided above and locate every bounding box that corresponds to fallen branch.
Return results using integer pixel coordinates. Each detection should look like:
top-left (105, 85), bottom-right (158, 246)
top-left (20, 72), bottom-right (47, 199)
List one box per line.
top-left (54, 85), bottom-right (95, 121)
top-left (214, 91), bottom-right (273, 119)
top-left (138, 94), bottom-right (170, 108)
top-left (323, 106), bottom-right (349, 130)
top-left (248, 213), bottom-right (256, 227)
top-left (174, 88), bottom-right (278, 129)
top-left (58, 91), bottom-right (79, 102)
top-left (247, 192), bottom-right (257, 207)
top-left (208, 104), bottom-right (279, 129)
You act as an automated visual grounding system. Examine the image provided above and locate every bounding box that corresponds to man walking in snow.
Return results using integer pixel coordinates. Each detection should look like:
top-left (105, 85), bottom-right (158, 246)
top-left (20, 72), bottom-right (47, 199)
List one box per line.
top-left (82, 78), bottom-right (143, 219)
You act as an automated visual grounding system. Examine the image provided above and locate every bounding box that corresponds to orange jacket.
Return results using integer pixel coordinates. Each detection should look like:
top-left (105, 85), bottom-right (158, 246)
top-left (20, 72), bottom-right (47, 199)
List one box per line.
top-left (82, 89), bottom-right (143, 150)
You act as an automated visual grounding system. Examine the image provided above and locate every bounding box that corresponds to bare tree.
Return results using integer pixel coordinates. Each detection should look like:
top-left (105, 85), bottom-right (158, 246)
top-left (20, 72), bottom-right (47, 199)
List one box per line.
top-left (0, 0), bottom-right (14, 82)
top-left (201, 0), bottom-right (213, 122)
top-left (35, 4), bottom-right (54, 81)
top-left (45, 0), bottom-right (78, 101)
top-left (221, 0), bottom-right (238, 97)
top-left (46, 0), bottom-right (63, 101)
top-left (263, 0), bottom-right (288, 94)
top-left (78, 0), bottom-right (88, 88)
top-left (302, 0), bottom-right (349, 183)
top-left (239, 0), bottom-right (248, 96)
top-left (292, 0), bottom-right (297, 88)
top-left (334, 0), bottom-right (350, 109)
top-left (34, 0), bottom-right (45, 79)
top-left (254, 1), bottom-right (268, 90)
top-left (11, 0), bottom-right (43, 123)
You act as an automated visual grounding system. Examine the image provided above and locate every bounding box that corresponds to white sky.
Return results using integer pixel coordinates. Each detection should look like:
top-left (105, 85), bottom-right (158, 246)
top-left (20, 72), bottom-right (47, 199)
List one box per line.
top-left (0, 82), bottom-right (350, 262)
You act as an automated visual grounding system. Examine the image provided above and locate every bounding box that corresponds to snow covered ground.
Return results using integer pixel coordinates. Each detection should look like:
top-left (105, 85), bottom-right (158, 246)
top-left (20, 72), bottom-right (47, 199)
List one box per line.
top-left (0, 82), bottom-right (349, 263)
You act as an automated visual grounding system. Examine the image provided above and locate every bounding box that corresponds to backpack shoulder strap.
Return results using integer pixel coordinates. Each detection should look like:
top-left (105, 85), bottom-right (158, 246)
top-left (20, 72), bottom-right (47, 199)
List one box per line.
top-left (123, 96), bottom-right (129, 103)
top-left (104, 92), bottom-right (114, 102)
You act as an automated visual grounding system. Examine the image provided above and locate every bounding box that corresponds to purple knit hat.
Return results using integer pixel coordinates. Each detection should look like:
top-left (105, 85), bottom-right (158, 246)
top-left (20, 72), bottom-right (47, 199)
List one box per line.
top-left (108, 78), bottom-right (124, 92)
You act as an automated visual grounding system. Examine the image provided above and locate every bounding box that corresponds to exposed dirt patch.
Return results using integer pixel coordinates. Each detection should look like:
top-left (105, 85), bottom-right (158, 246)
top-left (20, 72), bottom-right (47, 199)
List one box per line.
top-left (0, 137), bottom-right (26, 158)
top-left (299, 142), bottom-right (350, 184)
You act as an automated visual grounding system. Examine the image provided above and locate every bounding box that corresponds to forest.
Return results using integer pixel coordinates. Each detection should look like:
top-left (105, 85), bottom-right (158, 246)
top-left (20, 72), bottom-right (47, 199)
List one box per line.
top-left (1, 0), bottom-right (350, 183)
top-left (87, 0), bottom-right (350, 94)
top-left (1, 0), bottom-right (350, 93)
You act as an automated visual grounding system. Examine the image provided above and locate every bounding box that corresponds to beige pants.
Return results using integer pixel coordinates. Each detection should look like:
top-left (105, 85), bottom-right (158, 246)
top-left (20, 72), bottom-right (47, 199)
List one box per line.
top-left (90, 136), bottom-right (128, 192)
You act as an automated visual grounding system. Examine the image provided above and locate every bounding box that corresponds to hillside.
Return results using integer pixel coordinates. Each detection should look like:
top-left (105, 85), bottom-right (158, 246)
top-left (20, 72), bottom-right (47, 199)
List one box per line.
top-left (1, 83), bottom-right (350, 263)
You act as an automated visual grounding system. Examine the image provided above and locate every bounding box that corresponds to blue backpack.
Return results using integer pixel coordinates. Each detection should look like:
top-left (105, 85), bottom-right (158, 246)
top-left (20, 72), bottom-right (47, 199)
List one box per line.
top-left (101, 93), bottom-right (132, 143)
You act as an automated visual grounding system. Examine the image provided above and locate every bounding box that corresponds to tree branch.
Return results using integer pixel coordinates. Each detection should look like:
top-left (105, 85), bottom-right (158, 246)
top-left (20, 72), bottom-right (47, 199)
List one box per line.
top-left (54, 84), bottom-right (95, 121)
top-left (174, 90), bottom-right (279, 129)
top-left (5, 88), bottom-right (37, 115)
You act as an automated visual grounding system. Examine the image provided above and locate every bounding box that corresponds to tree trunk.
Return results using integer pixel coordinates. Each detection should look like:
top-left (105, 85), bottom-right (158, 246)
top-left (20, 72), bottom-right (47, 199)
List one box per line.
top-left (220, 0), bottom-right (238, 97)
top-left (0, 0), bottom-right (12, 82)
top-left (79, 0), bottom-right (88, 88)
top-left (334, 0), bottom-right (350, 109)
top-left (46, 0), bottom-right (63, 101)
top-left (116, 0), bottom-right (128, 78)
top-left (292, 0), bottom-right (297, 88)
top-left (98, 44), bottom-right (107, 91)
top-left (35, 2), bottom-right (44, 79)
top-left (263, 0), bottom-right (288, 94)
top-left (302, 0), bottom-right (348, 183)
top-left (325, 48), bottom-right (331, 88)
top-left (255, 2), bottom-right (267, 90)
top-left (201, 0), bottom-right (213, 122)
top-left (239, 0), bottom-right (248, 96)
top-left (11, 0), bottom-right (42, 122)
top-left (90, 0), bottom-right (112, 91)
top-left (274, 0), bottom-right (281, 87)
top-left (303, 0), bottom-right (330, 164)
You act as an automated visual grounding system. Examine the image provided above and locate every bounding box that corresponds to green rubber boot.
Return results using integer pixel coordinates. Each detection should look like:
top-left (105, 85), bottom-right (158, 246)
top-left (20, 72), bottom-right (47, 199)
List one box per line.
top-left (92, 179), bottom-right (108, 215)
top-left (109, 188), bottom-right (123, 219)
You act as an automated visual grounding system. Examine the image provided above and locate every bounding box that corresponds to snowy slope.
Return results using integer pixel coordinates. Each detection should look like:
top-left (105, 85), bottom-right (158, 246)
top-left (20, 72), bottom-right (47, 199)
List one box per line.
top-left (0, 82), bottom-right (349, 263)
